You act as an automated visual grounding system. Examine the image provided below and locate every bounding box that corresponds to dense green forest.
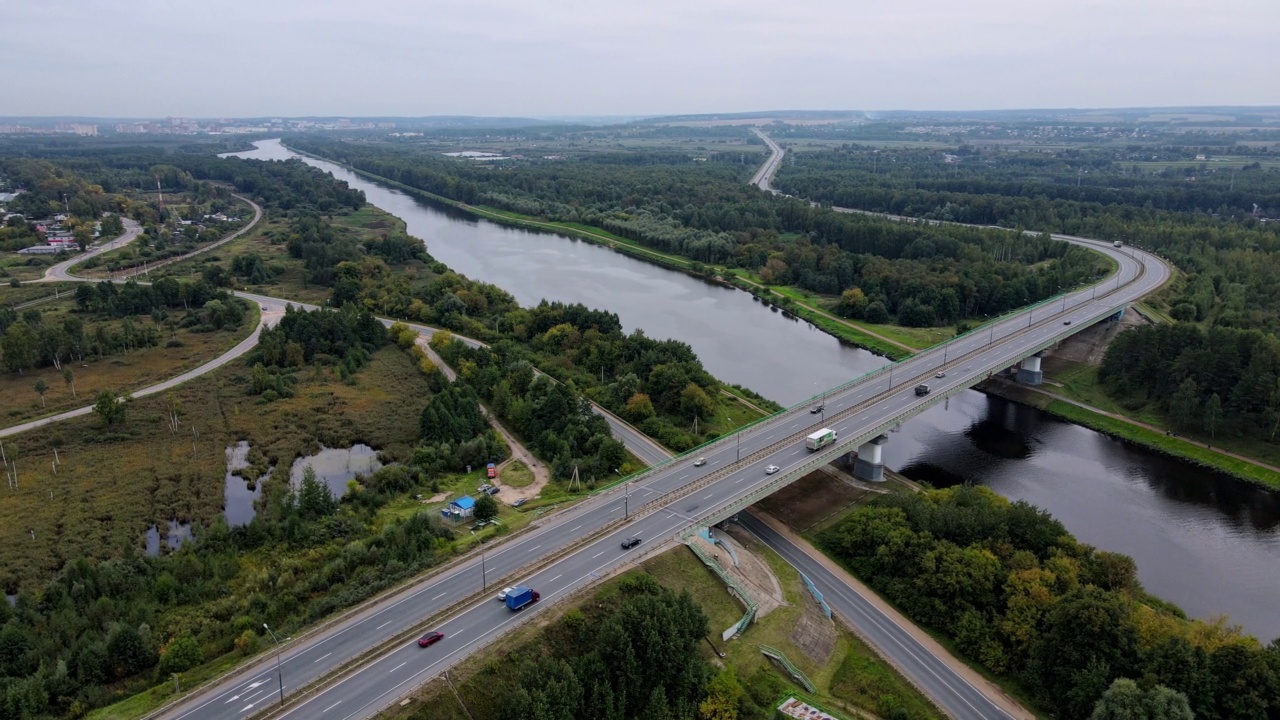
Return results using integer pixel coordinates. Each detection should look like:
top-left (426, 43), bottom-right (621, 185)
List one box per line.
top-left (819, 485), bottom-right (1280, 720)
top-left (1099, 323), bottom-right (1280, 442)
top-left (286, 137), bottom-right (1108, 327)
top-left (775, 144), bottom-right (1280, 333)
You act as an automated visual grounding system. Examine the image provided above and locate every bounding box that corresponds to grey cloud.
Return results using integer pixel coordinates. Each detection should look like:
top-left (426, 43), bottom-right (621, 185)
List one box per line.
top-left (1, 0), bottom-right (1276, 117)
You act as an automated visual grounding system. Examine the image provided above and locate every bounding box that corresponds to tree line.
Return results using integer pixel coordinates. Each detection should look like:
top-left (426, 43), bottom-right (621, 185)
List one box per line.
top-left (1, 279), bottom-right (243, 375)
top-left (819, 485), bottom-right (1280, 720)
top-left (775, 144), bottom-right (1280, 334)
top-left (1099, 323), bottom-right (1280, 442)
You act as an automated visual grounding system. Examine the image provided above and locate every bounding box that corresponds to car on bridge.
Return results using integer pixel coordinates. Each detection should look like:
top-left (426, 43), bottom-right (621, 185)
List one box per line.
top-left (810, 404), bottom-right (824, 414)
top-left (765, 465), bottom-right (780, 475)
top-left (1063, 320), bottom-right (1072, 325)
top-left (693, 457), bottom-right (706, 467)
top-left (621, 536), bottom-right (642, 549)
top-left (417, 631), bottom-right (444, 648)
top-left (935, 372), bottom-right (946, 378)
top-left (496, 587), bottom-right (515, 601)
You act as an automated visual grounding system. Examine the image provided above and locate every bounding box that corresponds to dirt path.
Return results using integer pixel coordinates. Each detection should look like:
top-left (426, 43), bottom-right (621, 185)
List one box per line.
top-left (480, 409), bottom-right (551, 504)
top-left (750, 510), bottom-right (1036, 720)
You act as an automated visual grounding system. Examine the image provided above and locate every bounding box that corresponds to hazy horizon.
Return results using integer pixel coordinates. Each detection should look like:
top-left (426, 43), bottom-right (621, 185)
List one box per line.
top-left (2, 0), bottom-right (1277, 118)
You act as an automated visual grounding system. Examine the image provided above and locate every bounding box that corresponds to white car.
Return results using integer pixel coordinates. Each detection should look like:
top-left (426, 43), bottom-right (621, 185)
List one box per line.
top-left (693, 457), bottom-right (707, 467)
top-left (935, 372), bottom-right (946, 378)
top-left (765, 465), bottom-right (781, 475)
top-left (496, 587), bottom-right (514, 601)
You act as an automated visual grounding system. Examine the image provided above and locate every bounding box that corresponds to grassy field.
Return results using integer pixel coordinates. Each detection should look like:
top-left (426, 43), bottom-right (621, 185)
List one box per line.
top-left (384, 540), bottom-right (942, 720)
top-left (499, 459), bottom-right (534, 488)
top-left (0, 296), bottom-right (259, 426)
top-left (0, 345), bottom-right (434, 593)
top-left (0, 253), bottom-right (56, 282)
top-left (0, 281), bottom-right (78, 308)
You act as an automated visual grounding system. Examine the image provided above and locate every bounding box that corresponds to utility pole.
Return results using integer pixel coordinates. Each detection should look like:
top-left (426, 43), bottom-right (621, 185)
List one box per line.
top-left (263, 624), bottom-right (284, 707)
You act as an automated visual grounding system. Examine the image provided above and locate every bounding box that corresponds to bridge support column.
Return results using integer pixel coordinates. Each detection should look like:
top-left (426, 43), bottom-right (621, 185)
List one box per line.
top-left (853, 435), bottom-right (889, 483)
top-left (1017, 353), bottom-right (1044, 385)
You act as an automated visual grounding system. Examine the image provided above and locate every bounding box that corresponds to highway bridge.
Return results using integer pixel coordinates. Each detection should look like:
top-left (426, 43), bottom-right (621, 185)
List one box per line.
top-left (156, 139), bottom-right (1169, 720)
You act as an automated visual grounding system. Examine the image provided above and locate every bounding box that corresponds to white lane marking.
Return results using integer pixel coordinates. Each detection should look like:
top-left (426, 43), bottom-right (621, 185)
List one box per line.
top-left (550, 574), bottom-right (563, 582)
top-left (679, 474), bottom-right (689, 480)
top-left (323, 700), bottom-right (342, 712)
top-left (391, 662), bottom-right (406, 673)
top-left (243, 688), bottom-right (266, 703)
top-left (735, 478), bottom-right (746, 484)
top-left (431, 592), bottom-right (446, 601)
top-left (314, 652), bottom-right (332, 663)
top-left (570, 525), bottom-right (582, 532)
top-left (593, 551), bottom-right (605, 558)
top-left (528, 544), bottom-right (541, 552)
top-left (702, 493), bottom-right (713, 500)
top-left (376, 621), bottom-right (392, 630)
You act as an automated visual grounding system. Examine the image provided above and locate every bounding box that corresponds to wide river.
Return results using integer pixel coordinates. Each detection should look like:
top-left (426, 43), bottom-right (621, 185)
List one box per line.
top-left (228, 140), bottom-right (1280, 641)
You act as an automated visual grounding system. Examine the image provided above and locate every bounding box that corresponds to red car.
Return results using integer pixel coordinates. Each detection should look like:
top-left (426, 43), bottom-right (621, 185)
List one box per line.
top-left (417, 631), bottom-right (444, 648)
top-left (487, 463), bottom-right (497, 479)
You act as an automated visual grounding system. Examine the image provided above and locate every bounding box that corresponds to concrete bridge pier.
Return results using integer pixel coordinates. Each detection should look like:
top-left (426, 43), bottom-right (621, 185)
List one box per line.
top-left (1017, 352), bottom-right (1045, 385)
top-left (853, 435), bottom-right (889, 482)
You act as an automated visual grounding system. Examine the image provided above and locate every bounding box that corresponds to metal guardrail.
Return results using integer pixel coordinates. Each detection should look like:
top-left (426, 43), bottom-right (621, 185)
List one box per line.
top-left (760, 645), bottom-right (816, 693)
top-left (801, 573), bottom-right (832, 620)
top-left (685, 540), bottom-right (758, 640)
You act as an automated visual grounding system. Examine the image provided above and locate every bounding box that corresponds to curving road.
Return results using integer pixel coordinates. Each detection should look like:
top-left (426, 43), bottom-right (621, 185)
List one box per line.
top-left (32, 218), bottom-right (145, 283)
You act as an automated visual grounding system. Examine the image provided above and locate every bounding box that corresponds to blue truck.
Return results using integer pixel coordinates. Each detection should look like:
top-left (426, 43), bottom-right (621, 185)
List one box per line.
top-left (504, 585), bottom-right (540, 611)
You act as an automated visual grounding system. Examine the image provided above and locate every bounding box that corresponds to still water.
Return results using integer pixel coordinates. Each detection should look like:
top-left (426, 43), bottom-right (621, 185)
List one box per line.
top-left (227, 140), bottom-right (1280, 641)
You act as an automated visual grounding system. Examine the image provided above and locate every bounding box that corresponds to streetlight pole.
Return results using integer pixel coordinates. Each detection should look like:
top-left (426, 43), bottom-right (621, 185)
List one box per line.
top-left (263, 624), bottom-right (284, 707)
top-left (471, 532), bottom-right (486, 591)
top-left (616, 469), bottom-right (627, 518)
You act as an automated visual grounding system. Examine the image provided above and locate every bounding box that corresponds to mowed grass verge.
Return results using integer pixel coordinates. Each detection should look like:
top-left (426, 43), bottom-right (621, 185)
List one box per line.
top-left (0, 346), bottom-right (433, 593)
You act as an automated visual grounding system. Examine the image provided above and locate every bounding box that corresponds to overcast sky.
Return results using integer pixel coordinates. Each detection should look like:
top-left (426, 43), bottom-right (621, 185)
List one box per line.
top-left (2, 0), bottom-right (1276, 118)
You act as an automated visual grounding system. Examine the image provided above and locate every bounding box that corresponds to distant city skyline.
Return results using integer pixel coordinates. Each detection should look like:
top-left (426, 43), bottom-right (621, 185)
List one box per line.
top-left (2, 0), bottom-right (1277, 118)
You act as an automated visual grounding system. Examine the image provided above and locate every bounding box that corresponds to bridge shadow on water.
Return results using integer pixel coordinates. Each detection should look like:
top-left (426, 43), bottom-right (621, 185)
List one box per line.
top-left (894, 392), bottom-right (1280, 533)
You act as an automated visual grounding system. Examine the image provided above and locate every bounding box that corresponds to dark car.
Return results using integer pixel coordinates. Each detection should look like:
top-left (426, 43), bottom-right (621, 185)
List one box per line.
top-left (485, 486), bottom-right (501, 495)
top-left (621, 536), bottom-right (642, 550)
top-left (511, 497), bottom-right (528, 508)
top-left (1063, 320), bottom-right (1072, 325)
top-left (417, 631), bottom-right (444, 648)
top-left (809, 404), bottom-right (824, 414)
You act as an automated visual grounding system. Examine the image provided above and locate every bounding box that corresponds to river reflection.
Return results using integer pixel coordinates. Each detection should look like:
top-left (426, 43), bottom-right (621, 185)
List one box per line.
top-left (225, 139), bottom-right (1280, 641)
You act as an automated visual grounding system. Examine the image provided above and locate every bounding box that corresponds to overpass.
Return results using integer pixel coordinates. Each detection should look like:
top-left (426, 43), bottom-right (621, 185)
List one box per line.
top-left (159, 218), bottom-right (1166, 720)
